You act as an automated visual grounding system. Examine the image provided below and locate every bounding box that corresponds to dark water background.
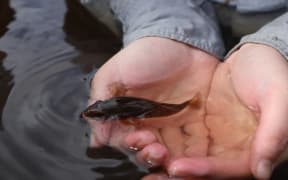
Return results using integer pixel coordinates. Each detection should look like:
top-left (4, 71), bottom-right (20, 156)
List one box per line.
top-left (0, 0), bottom-right (145, 179)
top-left (0, 0), bottom-right (288, 180)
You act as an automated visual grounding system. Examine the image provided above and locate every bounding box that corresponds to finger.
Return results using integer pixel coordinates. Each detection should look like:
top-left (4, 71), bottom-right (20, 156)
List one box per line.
top-left (142, 172), bottom-right (207, 180)
top-left (251, 95), bottom-right (288, 180)
top-left (167, 155), bottom-right (251, 179)
top-left (160, 127), bottom-right (185, 157)
top-left (136, 142), bottom-right (168, 168)
top-left (125, 130), bottom-right (157, 151)
top-left (89, 60), bottom-right (123, 102)
top-left (142, 173), bottom-right (173, 180)
top-left (87, 119), bottom-right (112, 148)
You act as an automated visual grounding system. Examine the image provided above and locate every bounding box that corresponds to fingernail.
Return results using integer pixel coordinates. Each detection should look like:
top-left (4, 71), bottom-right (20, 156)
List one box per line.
top-left (146, 159), bottom-right (157, 167)
top-left (256, 159), bottom-right (272, 180)
top-left (168, 161), bottom-right (209, 177)
top-left (128, 146), bottom-right (139, 152)
top-left (168, 166), bottom-right (178, 177)
top-left (145, 153), bottom-right (160, 167)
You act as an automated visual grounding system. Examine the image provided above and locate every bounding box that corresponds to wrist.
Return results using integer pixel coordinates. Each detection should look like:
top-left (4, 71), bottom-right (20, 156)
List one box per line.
top-left (239, 43), bottom-right (284, 58)
top-left (127, 37), bottom-right (218, 63)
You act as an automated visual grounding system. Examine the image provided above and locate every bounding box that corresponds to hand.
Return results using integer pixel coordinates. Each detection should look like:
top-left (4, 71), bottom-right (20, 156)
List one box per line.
top-left (169, 43), bottom-right (288, 180)
top-left (86, 37), bottom-right (219, 175)
top-left (163, 62), bottom-right (257, 179)
top-left (86, 38), bottom-right (269, 180)
top-left (224, 43), bottom-right (288, 179)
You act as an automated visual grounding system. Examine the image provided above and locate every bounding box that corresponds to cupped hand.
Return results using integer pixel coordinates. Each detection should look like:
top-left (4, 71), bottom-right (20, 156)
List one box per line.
top-left (225, 43), bottom-right (288, 179)
top-left (86, 37), bottom-right (219, 173)
top-left (164, 62), bottom-right (257, 180)
top-left (168, 43), bottom-right (288, 180)
top-left (86, 38), bottom-right (270, 180)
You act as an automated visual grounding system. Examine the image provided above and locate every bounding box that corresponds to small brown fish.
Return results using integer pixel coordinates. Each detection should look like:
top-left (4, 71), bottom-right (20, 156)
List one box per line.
top-left (81, 96), bottom-right (199, 121)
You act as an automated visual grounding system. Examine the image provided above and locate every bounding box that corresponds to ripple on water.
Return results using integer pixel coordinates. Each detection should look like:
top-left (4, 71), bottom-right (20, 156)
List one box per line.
top-left (0, 0), bottom-right (143, 179)
top-left (1, 49), bottom-right (144, 179)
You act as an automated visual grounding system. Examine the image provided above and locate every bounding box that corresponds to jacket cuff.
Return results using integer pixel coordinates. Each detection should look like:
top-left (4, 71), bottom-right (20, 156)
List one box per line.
top-left (110, 0), bottom-right (225, 59)
top-left (226, 12), bottom-right (288, 60)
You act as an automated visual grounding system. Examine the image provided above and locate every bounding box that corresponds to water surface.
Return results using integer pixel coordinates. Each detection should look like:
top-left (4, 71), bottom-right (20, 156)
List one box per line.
top-left (0, 0), bottom-right (144, 179)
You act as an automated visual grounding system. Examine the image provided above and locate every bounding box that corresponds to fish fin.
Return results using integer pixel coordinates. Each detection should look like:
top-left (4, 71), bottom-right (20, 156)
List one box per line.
top-left (188, 93), bottom-right (202, 108)
top-left (108, 82), bottom-right (127, 96)
top-left (120, 119), bottom-right (137, 125)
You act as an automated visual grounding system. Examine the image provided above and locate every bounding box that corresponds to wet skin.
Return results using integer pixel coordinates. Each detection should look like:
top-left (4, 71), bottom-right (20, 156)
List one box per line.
top-left (84, 37), bottom-right (259, 180)
top-left (85, 62), bottom-right (257, 179)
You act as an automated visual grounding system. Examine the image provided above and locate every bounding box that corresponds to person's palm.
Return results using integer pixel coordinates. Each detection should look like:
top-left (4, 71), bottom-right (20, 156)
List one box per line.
top-left (86, 38), bottom-right (259, 180)
top-left (226, 43), bottom-right (288, 179)
top-left (163, 62), bottom-right (257, 179)
top-left (87, 37), bottom-right (218, 164)
top-left (146, 43), bottom-right (288, 180)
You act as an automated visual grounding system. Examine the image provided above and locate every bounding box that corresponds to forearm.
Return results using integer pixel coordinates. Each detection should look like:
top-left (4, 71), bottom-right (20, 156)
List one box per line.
top-left (82, 0), bottom-right (225, 59)
top-left (228, 12), bottom-right (288, 60)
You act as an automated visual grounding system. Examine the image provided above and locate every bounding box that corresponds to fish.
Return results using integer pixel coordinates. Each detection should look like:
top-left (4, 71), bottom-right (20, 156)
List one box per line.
top-left (81, 96), bottom-right (199, 121)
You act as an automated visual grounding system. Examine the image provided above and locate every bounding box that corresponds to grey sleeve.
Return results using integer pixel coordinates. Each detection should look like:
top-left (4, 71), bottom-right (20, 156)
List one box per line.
top-left (84, 0), bottom-right (225, 59)
top-left (227, 12), bottom-right (288, 59)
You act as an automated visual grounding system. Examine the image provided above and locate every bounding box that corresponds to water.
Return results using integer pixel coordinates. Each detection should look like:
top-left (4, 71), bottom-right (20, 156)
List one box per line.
top-left (0, 0), bottom-right (287, 180)
top-left (0, 0), bottom-right (144, 179)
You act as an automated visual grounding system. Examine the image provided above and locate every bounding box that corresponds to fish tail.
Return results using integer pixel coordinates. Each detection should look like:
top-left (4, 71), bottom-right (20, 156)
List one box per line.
top-left (186, 93), bottom-right (201, 108)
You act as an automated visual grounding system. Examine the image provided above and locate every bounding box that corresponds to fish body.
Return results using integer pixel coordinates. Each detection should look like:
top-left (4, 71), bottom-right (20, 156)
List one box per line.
top-left (81, 96), bottom-right (192, 121)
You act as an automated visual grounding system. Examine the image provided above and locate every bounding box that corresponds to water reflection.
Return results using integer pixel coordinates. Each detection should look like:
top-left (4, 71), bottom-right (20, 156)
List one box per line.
top-left (0, 0), bottom-right (14, 36)
top-left (0, 51), bottom-right (13, 129)
top-left (0, 0), bottom-right (143, 179)
top-left (0, 0), bottom-right (14, 129)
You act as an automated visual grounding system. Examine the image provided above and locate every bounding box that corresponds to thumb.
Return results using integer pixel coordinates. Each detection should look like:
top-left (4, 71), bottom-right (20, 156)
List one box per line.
top-left (251, 95), bottom-right (288, 180)
top-left (89, 64), bottom-right (123, 103)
